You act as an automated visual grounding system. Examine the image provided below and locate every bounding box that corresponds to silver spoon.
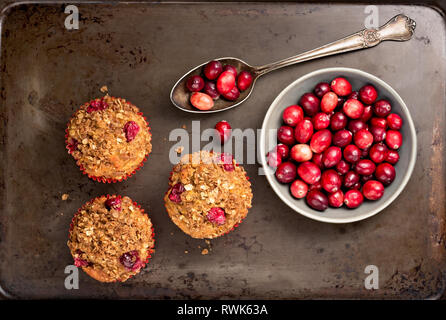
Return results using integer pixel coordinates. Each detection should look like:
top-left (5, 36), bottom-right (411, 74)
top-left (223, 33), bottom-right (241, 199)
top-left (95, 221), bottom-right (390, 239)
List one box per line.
top-left (171, 14), bottom-right (416, 114)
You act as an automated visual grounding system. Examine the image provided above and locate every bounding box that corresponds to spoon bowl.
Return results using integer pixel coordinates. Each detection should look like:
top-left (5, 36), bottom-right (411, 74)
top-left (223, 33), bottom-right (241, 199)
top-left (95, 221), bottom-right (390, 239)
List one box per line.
top-left (170, 57), bottom-right (258, 113)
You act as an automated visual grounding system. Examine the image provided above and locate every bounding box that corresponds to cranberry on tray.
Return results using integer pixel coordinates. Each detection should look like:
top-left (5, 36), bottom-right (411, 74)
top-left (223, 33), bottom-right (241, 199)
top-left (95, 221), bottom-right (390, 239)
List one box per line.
top-left (267, 76), bottom-right (403, 212)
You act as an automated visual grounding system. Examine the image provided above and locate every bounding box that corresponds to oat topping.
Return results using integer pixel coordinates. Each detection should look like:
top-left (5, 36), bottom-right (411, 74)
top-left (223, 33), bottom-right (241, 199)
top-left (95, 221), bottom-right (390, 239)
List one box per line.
top-left (67, 195), bottom-right (154, 282)
top-left (164, 151), bottom-right (253, 239)
top-left (66, 96), bottom-right (152, 180)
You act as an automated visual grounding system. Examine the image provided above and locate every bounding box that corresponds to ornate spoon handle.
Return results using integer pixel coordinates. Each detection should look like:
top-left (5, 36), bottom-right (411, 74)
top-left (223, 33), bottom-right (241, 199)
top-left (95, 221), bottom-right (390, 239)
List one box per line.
top-left (255, 14), bottom-right (416, 76)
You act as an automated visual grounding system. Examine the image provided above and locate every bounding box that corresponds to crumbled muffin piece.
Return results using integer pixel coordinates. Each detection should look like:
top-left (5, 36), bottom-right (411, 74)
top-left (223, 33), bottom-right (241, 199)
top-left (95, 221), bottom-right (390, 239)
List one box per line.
top-left (67, 195), bottom-right (154, 282)
top-left (164, 151), bottom-right (253, 239)
top-left (66, 96), bottom-right (152, 181)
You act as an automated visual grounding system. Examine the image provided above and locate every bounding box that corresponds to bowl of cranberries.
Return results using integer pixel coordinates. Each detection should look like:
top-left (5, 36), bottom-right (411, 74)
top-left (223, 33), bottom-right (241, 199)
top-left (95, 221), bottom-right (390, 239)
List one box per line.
top-left (260, 67), bottom-right (416, 223)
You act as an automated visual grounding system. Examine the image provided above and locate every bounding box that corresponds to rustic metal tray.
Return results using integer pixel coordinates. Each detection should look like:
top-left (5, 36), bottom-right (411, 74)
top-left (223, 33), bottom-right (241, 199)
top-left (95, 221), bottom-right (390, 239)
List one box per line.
top-left (0, 1), bottom-right (445, 299)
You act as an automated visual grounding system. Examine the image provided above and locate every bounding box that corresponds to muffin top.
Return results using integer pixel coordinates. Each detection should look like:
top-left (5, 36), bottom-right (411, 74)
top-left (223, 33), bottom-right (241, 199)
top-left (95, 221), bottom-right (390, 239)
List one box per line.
top-left (68, 195), bottom-right (154, 282)
top-left (66, 96), bottom-right (152, 181)
top-left (164, 151), bottom-right (253, 239)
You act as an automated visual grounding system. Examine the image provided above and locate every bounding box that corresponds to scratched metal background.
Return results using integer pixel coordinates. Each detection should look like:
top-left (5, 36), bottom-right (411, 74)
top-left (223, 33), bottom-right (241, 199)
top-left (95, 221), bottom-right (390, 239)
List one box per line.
top-left (0, 1), bottom-right (445, 299)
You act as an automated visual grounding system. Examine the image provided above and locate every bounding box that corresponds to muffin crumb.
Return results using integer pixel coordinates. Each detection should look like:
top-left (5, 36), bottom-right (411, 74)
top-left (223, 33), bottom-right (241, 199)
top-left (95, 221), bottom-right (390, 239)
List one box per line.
top-left (61, 193), bottom-right (69, 201)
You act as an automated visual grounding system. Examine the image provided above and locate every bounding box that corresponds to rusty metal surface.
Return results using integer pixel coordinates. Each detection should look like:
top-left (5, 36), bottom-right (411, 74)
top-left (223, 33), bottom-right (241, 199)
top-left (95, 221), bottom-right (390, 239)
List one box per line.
top-left (0, 1), bottom-right (445, 299)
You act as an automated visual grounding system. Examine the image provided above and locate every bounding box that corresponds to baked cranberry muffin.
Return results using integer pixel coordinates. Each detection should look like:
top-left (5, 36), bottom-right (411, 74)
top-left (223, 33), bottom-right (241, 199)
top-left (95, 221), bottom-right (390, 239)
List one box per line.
top-left (68, 195), bottom-right (155, 282)
top-left (65, 95), bottom-right (152, 182)
top-left (164, 151), bottom-right (253, 239)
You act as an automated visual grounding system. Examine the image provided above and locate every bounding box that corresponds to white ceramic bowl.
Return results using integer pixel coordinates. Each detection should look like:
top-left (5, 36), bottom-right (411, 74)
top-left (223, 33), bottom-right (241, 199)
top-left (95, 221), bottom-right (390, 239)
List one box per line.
top-left (260, 67), bottom-right (417, 223)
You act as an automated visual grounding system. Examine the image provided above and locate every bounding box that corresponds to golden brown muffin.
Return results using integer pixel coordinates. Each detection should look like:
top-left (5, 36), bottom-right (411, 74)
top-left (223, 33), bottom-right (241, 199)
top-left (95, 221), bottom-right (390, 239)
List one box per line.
top-left (65, 96), bottom-right (152, 182)
top-left (164, 151), bottom-right (253, 239)
top-left (67, 195), bottom-right (155, 282)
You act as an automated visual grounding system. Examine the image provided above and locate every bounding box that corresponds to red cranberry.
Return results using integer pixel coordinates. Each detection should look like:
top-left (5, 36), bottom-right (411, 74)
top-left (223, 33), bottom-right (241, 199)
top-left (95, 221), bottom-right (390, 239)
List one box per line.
top-left (105, 197), bottom-right (122, 211)
top-left (299, 93), bottom-right (320, 116)
top-left (309, 181), bottom-right (322, 191)
top-left (290, 180), bottom-right (308, 199)
top-left (276, 144), bottom-right (289, 159)
top-left (216, 71), bottom-right (236, 94)
top-left (282, 105), bottom-right (304, 127)
top-left (343, 144), bottom-right (361, 163)
top-left (321, 169), bottom-right (342, 193)
top-left (190, 92), bottom-right (214, 110)
top-left (375, 163), bottom-right (396, 186)
top-left (120, 250), bottom-right (143, 271)
top-left (294, 119), bottom-right (314, 143)
top-left (169, 183), bottom-right (185, 203)
top-left (203, 81), bottom-right (220, 100)
top-left (370, 126), bottom-right (386, 142)
top-left (359, 84), bottom-right (378, 105)
top-left (237, 71), bottom-right (253, 91)
top-left (74, 257), bottom-right (89, 267)
top-left (328, 190), bottom-right (344, 208)
top-left (215, 120), bottom-right (232, 144)
top-left (275, 162), bottom-right (297, 184)
top-left (186, 75), bottom-right (205, 92)
top-left (267, 151), bottom-right (282, 168)
top-left (360, 105), bottom-right (373, 122)
top-left (347, 91), bottom-right (359, 100)
top-left (336, 160), bottom-right (350, 175)
top-left (312, 153), bottom-right (324, 169)
top-left (385, 150), bottom-right (400, 164)
top-left (314, 82), bottom-right (331, 98)
top-left (361, 146), bottom-right (370, 159)
top-left (322, 146), bottom-right (342, 168)
top-left (363, 180), bottom-right (385, 200)
top-left (306, 190), bottom-right (328, 211)
top-left (298, 161), bottom-right (321, 185)
top-left (355, 159), bottom-right (376, 176)
top-left (361, 174), bottom-right (374, 183)
top-left (333, 129), bottom-right (352, 147)
top-left (331, 77), bottom-right (352, 96)
top-left (369, 143), bottom-right (388, 163)
top-left (373, 99), bottom-right (392, 117)
top-left (222, 86), bottom-right (240, 101)
top-left (312, 112), bottom-right (331, 130)
top-left (204, 60), bottom-right (223, 80)
top-left (330, 112), bottom-right (348, 131)
top-left (67, 138), bottom-right (78, 154)
top-left (370, 117), bottom-right (387, 128)
top-left (206, 207), bottom-right (226, 225)
top-left (343, 171), bottom-right (360, 188)
top-left (387, 113), bottom-right (403, 130)
top-left (124, 121), bottom-right (140, 142)
top-left (354, 129), bottom-right (373, 149)
top-left (87, 99), bottom-right (108, 113)
top-left (291, 144), bottom-right (313, 162)
top-left (119, 250), bottom-right (143, 271)
top-left (220, 153), bottom-right (234, 171)
top-left (310, 129), bottom-right (332, 153)
top-left (337, 97), bottom-right (345, 107)
top-left (321, 92), bottom-right (338, 113)
top-left (222, 65), bottom-right (237, 77)
top-left (385, 130), bottom-right (403, 149)
top-left (348, 120), bottom-right (368, 134)
top-left (344, 190), bottom-right (364, 208)
top-left (277, 126), bottom-right (296, 145)
top-left (343, 99), bottom-right (364, 119)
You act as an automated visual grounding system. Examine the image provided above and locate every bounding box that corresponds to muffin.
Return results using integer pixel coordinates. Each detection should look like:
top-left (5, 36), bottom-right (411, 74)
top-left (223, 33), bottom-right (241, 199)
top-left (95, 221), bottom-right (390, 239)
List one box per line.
top-left (164, 151), bottom-right (253, 239)
top-left (65, 95), bottom-right (152, 183)
top-left (68, 195), bottom-right (155, 282)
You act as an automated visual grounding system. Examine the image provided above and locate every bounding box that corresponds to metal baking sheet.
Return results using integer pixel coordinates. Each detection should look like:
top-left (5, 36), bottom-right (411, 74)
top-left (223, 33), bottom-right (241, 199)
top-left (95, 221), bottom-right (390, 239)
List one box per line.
top-left (0, 1), bottom-right (445, 299)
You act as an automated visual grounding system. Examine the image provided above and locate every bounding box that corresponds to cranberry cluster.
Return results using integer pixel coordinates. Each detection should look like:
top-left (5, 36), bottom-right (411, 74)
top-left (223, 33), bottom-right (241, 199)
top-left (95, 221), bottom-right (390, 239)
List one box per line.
top-left (186, 60), bottom-right (253, 111)
top-left (267, 77), bottom-right (403, 211)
